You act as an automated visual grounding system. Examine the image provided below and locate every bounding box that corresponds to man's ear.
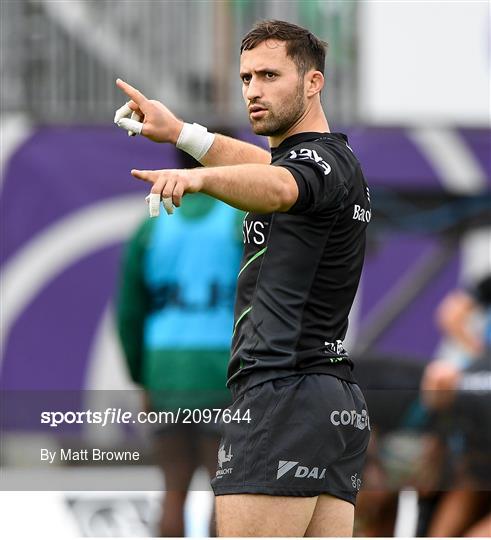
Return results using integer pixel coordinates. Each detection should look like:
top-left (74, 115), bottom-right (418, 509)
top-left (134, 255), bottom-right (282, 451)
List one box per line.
top-left (306, 71), bottom-right (324, 97)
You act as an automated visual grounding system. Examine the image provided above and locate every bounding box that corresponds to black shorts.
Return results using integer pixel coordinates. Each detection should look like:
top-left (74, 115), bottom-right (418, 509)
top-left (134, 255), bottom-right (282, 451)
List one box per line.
top-left (211, 373), bottom-right (370, 505)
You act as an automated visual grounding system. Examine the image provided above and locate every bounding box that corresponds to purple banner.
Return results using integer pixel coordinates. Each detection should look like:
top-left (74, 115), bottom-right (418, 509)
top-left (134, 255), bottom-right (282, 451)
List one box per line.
top-left (1, 126), bottom-right (489, 390)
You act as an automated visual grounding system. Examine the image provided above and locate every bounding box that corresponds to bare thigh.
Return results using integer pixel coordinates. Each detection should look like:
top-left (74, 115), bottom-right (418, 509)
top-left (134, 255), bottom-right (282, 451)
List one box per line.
top-left (198, 434), bottom-right (221, 479)
top-left (465, 512), bottom-right (491, 537)
top-left (216, 494), bottom-right (317, 537)
top-left (305, 494), bottom-right (354, 537)
top-left (428, 490), bottom-right (486, 537)
top-left (154, 428), bottom-right (197, 491)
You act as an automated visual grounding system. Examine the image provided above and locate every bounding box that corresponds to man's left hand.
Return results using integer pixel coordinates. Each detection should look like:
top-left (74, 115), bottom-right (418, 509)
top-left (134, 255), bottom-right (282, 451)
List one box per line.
top-left (131, 168), bottom-right (203, 210)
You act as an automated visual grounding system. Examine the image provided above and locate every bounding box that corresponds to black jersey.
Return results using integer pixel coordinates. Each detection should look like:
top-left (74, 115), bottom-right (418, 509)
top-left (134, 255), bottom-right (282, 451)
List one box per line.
top-left (228, 132), bottom-right (371, 396)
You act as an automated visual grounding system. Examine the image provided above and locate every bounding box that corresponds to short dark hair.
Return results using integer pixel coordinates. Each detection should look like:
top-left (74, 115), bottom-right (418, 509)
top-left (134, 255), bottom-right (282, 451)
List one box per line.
top-left (240, 20), bottom-right (327, 76)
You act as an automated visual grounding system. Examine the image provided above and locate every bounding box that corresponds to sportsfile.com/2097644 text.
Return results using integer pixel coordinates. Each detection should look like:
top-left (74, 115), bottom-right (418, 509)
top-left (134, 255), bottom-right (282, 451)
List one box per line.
top-left (40, 408), bottom-right (252, 428)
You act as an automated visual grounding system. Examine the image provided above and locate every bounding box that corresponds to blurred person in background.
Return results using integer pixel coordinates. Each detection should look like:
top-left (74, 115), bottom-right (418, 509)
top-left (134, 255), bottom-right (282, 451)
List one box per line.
top-left (114, 19), bottom-right (371, 537)
top-left (353, 357), bottom-right (444, 537)
top-left (353, 274), bottom-right (491, 536)
top-left (117, 191), bottom-right (242, 537)
top-left (421, 273), bottom-right (491, 537)
top-left (435, 273), bottom-right (491, 363)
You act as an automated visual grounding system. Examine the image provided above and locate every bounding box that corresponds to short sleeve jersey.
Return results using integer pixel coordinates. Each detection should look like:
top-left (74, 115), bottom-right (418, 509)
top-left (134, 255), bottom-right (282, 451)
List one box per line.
top-left (228, 132), bottom-right (371, 395)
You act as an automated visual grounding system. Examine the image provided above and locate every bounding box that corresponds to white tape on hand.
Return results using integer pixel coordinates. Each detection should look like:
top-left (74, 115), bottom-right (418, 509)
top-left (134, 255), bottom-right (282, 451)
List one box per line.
top-left (117, 117), bottom-right (143, 135)
top-left (145, 193), bottom-right (161, 218)
top-left (114, 101), bottom-right (143, 135)
top-left (127, 111), bottom-right (142, 137)
top-left (162, 197), bottom-right (174, 215)
top-left (145, 193), bottom-right (174, 217)
top-left (114, 102), bottom-right (132, 123)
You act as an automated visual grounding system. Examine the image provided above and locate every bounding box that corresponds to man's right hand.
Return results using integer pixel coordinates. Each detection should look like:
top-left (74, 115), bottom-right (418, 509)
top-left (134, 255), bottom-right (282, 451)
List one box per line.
top-left (114, 78), bottom-right (184, 144)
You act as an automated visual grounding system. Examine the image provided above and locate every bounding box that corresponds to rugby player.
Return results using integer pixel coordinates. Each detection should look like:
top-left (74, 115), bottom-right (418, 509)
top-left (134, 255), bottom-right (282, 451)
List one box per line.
top-left (115, 20), bottom-right (371, 537)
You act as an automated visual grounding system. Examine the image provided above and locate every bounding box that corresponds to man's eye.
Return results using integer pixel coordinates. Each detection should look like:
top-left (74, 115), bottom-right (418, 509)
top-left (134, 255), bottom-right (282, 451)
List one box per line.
top-left (242, 75), bottom-right (251, 83)
top-left (265, 72), bottom-right (276, 79)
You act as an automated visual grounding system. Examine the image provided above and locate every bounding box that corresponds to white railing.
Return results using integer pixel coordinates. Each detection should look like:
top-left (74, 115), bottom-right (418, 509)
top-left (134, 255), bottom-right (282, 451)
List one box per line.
top-left (1, 0), bottom-right (358, 126)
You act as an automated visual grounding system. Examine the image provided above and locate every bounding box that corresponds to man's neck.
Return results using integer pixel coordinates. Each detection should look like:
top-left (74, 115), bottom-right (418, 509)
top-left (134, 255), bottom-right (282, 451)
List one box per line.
top-left (268, 103), bottom-right (330, 148)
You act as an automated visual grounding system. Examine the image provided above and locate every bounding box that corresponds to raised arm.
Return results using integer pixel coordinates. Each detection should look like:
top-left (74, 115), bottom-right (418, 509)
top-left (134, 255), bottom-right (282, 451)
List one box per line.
top-left (200, 133), bottom-right (271, 167)
top-left (115, 79), bottom-right (271, 166)
top-left (130, 163), bottom-right (299, 214)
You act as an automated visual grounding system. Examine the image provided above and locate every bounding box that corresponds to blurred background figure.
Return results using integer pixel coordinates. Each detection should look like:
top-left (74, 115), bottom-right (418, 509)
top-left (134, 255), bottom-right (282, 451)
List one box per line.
top-left (420, 273), bottom-right (491, 537)
top-left (117, 188), bottom-right (242, 536)
top-left (353, 274), bottom-right (491, 537)
top-left (435, 273), bottom-right (491, 364)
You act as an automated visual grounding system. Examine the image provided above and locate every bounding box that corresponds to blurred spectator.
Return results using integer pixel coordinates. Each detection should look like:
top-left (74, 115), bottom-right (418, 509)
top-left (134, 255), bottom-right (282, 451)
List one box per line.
top-left (420, 358), bottom-right (491, 537)
top-left (354, 269), bottom-right (490, 535)
top-left (117, 193), bottom-right (242, 536)
top-left (436, 274), bottom-right (491, 362)
top-left (421, 273), bottom-right (491, 537)
top-left (353, 356), bottom-right (443, 536)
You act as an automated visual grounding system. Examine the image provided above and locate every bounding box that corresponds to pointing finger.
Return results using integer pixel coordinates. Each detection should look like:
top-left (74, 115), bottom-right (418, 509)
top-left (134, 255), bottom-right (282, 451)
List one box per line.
top-left (116, 78), bottom-right (147, 107)
top-left (131, 169), bottom-right (158, 183)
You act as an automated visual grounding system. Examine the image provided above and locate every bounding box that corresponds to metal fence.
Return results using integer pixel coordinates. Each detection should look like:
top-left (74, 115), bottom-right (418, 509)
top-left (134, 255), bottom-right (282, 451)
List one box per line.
top-left (1, 0), bottom-right (358, 126)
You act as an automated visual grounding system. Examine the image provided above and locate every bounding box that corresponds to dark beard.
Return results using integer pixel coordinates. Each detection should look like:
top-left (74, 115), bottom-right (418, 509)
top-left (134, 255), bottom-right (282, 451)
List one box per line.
top-left (250, 82), bottom-right (306, 137)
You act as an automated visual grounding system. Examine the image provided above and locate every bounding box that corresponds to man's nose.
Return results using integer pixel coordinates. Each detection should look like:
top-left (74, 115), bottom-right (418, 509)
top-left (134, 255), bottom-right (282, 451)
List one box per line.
top-left (245, 77), bottom-right (262, 101)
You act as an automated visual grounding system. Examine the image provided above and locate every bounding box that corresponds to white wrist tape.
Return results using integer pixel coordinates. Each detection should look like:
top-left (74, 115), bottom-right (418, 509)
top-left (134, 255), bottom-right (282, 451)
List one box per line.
top-left (176, 122), bottom-right (215, 161)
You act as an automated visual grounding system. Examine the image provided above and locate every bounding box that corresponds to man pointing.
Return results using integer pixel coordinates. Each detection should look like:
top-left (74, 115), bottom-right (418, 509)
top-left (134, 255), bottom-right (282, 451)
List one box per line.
top-left (115, 20), bottom-right (371, 537)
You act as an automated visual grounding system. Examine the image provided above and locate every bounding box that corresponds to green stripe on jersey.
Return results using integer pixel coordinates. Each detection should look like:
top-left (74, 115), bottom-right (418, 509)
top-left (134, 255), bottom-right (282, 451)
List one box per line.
top-left (238, 247), bottom-right (267, 278)
top-left (233, 306), bottom-right (252, 336)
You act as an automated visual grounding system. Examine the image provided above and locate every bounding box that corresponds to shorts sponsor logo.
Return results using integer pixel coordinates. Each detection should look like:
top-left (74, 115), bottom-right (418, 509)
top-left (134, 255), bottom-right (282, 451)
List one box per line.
top-left (351, 472), bottom-right (362, 491)
top-left (216, 444), bottom-right (234, 477)
top-left (277, 460), bottom-right (326, 480)
top-left (330, 409), bottom-right (370, 431)
top-left (324, 340), bottom-right (347, 355)
top-left (323, 340), bottom-right (349, 363)
top-left (276, 460), bottom-right (298, 479)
